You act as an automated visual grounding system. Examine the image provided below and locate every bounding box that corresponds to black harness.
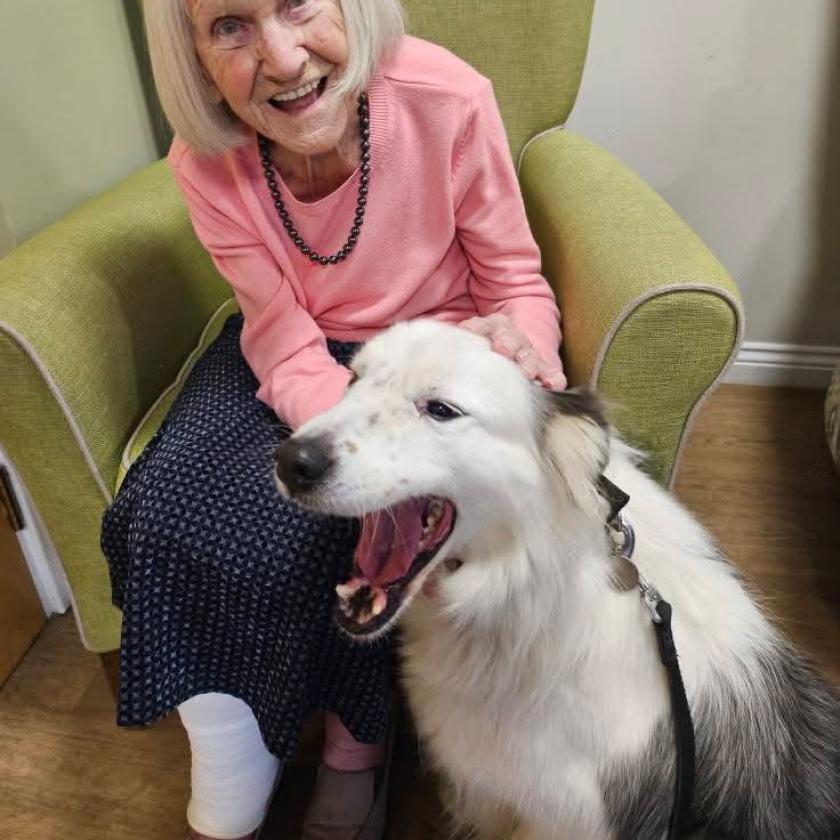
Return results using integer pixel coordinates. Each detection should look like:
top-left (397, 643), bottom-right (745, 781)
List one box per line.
top-left (599, 477), bottom-right (697, 839)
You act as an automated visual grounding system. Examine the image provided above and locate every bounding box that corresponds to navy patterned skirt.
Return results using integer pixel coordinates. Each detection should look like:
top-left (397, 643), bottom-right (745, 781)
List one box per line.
top-left (101, 314), bottom-right (391, 759)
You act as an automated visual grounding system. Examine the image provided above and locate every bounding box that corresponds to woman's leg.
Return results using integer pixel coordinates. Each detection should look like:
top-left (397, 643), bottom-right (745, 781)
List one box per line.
top-left (179, 693), bottom-right (281, 840)
top-left (322, 712), bottom-right (386, 771)
top-left (301, 713), bottom-right (390, 840)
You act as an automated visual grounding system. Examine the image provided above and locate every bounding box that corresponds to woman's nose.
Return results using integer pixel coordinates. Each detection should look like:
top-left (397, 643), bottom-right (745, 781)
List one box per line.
top-left (257, 20), bottom-right (307, 82)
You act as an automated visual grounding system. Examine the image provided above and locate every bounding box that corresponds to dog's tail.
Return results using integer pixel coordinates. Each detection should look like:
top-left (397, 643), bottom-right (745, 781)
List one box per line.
top-left (695, 638), bottom-right (840, 839)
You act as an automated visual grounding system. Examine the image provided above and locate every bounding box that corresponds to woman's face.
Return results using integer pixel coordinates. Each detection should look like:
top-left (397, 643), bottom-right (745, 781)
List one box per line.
top-left (189, 0), bottom-right (352, 156)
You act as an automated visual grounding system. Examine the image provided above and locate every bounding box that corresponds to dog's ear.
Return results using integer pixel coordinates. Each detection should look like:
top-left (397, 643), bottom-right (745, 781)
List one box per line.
top-left (541, 388), bottom-right (611, 516)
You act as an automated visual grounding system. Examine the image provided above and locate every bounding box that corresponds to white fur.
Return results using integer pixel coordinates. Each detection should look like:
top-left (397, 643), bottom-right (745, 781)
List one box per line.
top-left (293, 320), bottom-right (834, 839)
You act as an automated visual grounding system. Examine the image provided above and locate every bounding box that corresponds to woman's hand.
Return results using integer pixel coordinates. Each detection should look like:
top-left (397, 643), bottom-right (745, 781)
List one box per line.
top-left (459, 313), bottom-right (567, 391)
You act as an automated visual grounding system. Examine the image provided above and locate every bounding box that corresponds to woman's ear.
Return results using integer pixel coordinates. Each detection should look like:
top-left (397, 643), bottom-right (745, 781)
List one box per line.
top-left (540, 388), bottom-right (611, 515)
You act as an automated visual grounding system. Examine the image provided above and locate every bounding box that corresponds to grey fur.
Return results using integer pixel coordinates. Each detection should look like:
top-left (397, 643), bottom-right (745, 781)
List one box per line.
top-left (602, 639), bottom-right (840, 839)
top-left (544, 387), bottom-right (609, 429)
top-left (602, 716), bottom-right (678, 839)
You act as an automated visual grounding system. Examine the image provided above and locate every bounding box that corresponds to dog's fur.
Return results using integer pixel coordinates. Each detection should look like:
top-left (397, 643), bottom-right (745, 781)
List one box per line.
top-left (285, 320), bottom-right (840, 840)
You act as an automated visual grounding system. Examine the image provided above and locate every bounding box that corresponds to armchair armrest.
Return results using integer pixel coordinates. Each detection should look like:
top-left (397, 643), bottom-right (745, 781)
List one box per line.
top-left (0, 160), bottom-right (229, 650)
top-left (520, 130), bottom-right (743, 486)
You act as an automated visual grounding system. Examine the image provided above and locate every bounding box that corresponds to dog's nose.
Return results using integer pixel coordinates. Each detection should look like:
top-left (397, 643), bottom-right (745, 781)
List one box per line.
top-left (275, 436), bottom-right (334, 495)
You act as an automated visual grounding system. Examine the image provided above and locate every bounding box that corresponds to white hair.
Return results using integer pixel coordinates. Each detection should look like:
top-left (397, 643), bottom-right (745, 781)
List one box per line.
top-left (143, 0), bottom-right (405, 157)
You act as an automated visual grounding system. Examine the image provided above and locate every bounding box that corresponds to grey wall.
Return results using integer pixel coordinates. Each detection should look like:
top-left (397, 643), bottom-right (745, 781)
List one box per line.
top-left (568, 0), bottom-right (840, 349)
top-left (0, 0), bottom-right (159, 255)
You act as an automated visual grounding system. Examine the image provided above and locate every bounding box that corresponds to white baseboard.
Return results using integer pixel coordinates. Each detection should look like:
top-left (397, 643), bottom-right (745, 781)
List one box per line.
top-left (0, 445), bottom-right (72, 617)
top-left (725, 342), bottom-right (839, 388)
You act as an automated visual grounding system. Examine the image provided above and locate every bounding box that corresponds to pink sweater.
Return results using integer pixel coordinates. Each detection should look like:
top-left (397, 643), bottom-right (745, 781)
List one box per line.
top-left (169, 36), bottom-right (561, 429)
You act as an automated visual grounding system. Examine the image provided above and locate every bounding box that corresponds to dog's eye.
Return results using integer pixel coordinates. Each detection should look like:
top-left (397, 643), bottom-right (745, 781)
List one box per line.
top-left (425, 400), bottom-right (463, 421)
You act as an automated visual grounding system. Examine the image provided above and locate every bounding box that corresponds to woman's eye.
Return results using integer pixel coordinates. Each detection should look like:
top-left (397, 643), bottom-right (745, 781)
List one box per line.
top-left (212, 17), bottom-right (247, 39)
top-left (425, 400), bottom-right (464, 422)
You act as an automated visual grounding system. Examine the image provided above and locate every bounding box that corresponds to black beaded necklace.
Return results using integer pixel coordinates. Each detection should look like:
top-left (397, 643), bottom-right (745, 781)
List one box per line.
top-left (257, 92), bottom-right (370, 266)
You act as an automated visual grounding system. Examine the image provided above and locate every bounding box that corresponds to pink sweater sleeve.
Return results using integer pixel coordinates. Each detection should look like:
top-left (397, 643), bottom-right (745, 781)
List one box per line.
top-left (453, 81), bottom-right (562, 366)
top-left (172, 166), bottom-right (350, 429)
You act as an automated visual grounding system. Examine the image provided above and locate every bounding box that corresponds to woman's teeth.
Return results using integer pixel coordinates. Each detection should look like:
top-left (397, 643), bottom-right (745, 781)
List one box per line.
top-left (270, 78), bottom-right (322, 105)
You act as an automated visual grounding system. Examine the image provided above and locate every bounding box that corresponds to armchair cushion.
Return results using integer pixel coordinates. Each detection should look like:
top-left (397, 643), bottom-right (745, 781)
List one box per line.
top-left (116, 297), bottom-right (238, 491)
top-left (401, 0), bottom-right (594, 162)
top-left (519, 129), bottom-right (743, 485)
top-left (0, 161), bottom-right (229, 651)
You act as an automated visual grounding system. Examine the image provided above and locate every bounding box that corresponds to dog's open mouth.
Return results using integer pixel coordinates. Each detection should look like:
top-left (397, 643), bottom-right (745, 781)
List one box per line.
top-left (336, 497), bottom-right (456, 637)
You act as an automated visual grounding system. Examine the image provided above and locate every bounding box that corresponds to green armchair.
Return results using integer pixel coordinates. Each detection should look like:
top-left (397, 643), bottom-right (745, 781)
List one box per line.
top-left (0, 0), bottom-right (741, 653)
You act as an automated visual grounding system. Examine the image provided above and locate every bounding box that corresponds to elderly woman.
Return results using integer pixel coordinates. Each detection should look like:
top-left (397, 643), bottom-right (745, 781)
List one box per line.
top-left (102, 1), bottom-right (566, 838)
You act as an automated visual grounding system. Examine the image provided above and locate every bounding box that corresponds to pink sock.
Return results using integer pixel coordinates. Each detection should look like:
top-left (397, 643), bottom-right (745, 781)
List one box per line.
top-left (322, 712), bottom-right (386, 772)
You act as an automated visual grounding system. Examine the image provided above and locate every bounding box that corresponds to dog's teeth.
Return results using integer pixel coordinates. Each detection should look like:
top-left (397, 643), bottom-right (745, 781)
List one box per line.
top-left (371, 589), bottom-right (388, 617)
top-left (336, 577), bottom-right (366, 600)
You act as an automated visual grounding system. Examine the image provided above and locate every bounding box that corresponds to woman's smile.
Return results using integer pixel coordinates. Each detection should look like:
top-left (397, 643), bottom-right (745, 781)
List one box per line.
top-left (267, 73), bottom-right (329, 113)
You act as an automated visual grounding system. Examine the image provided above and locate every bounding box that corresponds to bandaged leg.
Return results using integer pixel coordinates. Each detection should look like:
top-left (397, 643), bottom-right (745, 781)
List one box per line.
top-left (179, 693), bottom-right (282, 839)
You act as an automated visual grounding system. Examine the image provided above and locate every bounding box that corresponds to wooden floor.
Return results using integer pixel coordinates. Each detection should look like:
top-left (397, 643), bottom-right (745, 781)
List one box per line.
top-left (1, 385), bottom-right (838, 839)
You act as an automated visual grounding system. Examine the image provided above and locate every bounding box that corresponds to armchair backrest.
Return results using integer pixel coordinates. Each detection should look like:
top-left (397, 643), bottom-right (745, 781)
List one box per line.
top-left (401, 0), bottom-right (595, 162)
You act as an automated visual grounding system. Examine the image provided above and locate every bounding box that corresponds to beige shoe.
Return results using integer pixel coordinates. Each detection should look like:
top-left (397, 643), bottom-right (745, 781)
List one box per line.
top-left (301, 711), bottom-right (397, 840)
top-left (299, 762), bottom-right (389, 840)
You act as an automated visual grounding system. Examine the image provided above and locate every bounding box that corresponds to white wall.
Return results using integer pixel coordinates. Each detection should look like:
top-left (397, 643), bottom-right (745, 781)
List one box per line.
top-left (568, 1), bottom-right (840, 369)
top-left (0, 1), bottom-right (159, 250)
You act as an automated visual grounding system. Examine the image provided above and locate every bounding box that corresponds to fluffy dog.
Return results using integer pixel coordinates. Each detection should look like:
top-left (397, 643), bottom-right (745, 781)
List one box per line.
top-left (275, 320), bottom-right (840, 840)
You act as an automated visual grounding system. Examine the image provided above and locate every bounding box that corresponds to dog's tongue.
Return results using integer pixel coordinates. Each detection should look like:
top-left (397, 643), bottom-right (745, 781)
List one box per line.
top-left (354, 499), bottom-right (426, 586)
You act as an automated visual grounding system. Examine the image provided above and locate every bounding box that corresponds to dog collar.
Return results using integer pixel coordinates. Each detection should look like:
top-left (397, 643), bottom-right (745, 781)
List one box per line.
top-left (599, 474), bottom-right (636, 565)
top-left (598, 474), bottom-right (629, 524)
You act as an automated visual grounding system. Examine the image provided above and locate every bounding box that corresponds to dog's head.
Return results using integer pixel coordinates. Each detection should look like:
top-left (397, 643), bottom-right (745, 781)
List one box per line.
top-left (275, 320), bottom-right (610, 639)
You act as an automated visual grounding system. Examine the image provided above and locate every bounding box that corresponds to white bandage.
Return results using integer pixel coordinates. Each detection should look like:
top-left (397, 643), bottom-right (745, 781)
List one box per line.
top-left (178, 693), bottom-right (282, 839)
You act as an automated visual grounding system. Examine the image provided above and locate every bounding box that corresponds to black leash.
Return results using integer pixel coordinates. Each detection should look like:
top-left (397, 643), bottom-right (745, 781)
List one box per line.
top-left (599, 477), bottom-right (697, 839)
top-left (640, 579), bottom-right (697, 838)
